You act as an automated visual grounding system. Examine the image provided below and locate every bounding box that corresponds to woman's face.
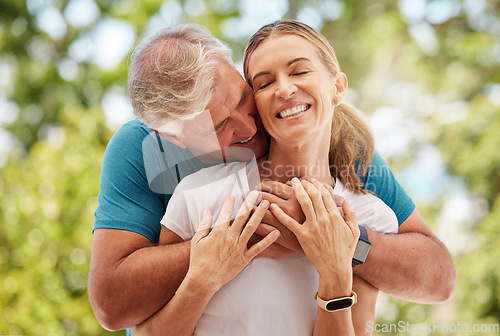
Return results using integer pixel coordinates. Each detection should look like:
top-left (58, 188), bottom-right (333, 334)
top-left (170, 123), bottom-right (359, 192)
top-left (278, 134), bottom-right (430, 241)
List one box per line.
top-left (246, 34), bottom-right (345, 145)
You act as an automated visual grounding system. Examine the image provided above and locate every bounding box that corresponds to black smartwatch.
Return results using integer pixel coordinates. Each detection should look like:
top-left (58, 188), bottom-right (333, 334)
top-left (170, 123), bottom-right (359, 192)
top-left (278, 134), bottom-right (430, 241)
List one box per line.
top-left (352, 225), bottom-right (371, 267)
top-left (315, 291), bottom-right (357, 312)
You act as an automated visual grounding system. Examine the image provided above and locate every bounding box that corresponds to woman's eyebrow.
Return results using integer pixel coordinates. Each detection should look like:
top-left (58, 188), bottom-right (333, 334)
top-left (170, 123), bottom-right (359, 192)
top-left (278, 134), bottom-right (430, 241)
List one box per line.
top-left (251, 71), bottom-right (270, 84)
top-left (251, 57), bottom-right (313, 83)
top-left (287, 57), bottom-right (312, 66)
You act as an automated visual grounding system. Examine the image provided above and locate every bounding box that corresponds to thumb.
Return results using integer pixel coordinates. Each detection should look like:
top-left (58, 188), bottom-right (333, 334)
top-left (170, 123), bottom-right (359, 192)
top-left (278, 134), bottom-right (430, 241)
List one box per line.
top-left (193, 210), bottom-right (212, 244)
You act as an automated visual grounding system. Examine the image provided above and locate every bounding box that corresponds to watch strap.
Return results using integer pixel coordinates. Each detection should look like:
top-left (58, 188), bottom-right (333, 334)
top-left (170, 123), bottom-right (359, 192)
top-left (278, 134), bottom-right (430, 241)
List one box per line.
top-left (315, 291), bottom-right (357, 312)
top-left (352, 225), bottom-right (371, 267)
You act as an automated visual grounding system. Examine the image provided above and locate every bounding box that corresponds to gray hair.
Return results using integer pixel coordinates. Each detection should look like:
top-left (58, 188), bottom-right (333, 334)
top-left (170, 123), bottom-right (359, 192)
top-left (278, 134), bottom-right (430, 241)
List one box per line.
top-left (128, 24), bottom-right (233, 135)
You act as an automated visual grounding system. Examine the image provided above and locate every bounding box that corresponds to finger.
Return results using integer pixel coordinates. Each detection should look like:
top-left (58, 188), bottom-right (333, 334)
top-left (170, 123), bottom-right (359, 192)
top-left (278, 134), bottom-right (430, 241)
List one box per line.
top-left (333, 194), bottom-right (344, 208)
top-left (342, 199), bottom-right (359, 236)
top-left (258, 180), bottom-right (293, 199)
top-left (269, 203), bottom-right (301, 235)
top-left (232, 190), bottom-right (260, 233)
top-left (291, 178), bottom-right (316, 220)
top-left (261, 192), bottom-right (290, 205)
top-left (300, 179), bottom-right (326, 217)
top-left (260, 209), bottom-right (276, 227)
top-left (254, 222), bottom-right (276, 238)
top-left (312, 179), bottom-right (337, 213)
top-left (246, 229), bottom-right (280, 261)
top-left (193, 210), bottom-right (212, 244)
top-left (239, 200), bottom-right (269, 244)
top-left (214, 196), bottom-right (235, 230)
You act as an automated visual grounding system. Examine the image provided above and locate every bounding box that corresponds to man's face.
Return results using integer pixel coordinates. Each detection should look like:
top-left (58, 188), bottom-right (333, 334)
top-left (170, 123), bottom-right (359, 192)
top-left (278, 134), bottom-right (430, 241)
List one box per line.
top-left (172, 60), bottom-right (269, 162)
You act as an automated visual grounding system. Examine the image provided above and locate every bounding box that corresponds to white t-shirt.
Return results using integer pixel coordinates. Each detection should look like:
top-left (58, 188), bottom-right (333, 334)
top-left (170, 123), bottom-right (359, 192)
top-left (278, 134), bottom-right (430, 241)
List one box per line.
top-left (161, 161), bottom-right (398, 336)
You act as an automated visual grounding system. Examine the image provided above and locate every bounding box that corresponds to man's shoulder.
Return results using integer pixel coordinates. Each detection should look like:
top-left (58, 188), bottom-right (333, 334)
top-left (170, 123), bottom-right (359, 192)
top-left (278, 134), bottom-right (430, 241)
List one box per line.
top-left (104, 119), bottom-right (188, 164)
top-left (107, 119), bottom-right (152, 148)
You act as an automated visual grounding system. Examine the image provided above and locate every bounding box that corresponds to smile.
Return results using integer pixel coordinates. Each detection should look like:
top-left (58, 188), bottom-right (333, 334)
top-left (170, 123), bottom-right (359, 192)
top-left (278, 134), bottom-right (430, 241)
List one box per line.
top-left (277, 104), bottom-right (310, 119)
top-left (236, 135), bottom-right (253, 144)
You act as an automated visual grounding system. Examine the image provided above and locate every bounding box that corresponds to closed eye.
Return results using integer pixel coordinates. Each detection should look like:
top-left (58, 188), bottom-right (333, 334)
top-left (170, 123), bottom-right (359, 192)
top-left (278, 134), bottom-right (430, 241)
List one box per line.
top-left (256, 81), bottom-right (273, 91)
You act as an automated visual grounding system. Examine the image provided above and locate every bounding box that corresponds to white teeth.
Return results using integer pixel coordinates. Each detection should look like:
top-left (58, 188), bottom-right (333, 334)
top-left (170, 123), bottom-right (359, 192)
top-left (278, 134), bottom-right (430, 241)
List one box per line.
top-left (278, 104), bottom-right (309, 119)
top-left (237, 136), bottom-right (253, 144)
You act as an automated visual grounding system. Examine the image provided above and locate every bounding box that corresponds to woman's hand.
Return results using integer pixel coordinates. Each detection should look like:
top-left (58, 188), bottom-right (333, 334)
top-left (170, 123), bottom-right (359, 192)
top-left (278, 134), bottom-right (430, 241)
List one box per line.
top-left (186, 190), bottom-right (280, 295)
top-left (270, 178), bottom-right (359, 279)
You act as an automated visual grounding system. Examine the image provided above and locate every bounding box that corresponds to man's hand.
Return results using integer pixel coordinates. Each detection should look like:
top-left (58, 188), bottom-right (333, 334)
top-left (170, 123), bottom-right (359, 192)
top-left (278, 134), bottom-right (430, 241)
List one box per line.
top-left (256, 180), bottom-right (345, 253)
top-left (256, 180), bottom-right (304, 252)
top-left (247, 233), bottom-right (296, 259)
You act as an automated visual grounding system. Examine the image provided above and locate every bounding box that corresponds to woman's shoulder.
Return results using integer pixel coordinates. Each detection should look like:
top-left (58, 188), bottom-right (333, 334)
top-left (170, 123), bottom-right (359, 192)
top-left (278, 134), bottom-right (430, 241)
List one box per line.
top-left (176, 161), bottom-right (250, 191)
top-left (334, 180), bottom-right (398, 233)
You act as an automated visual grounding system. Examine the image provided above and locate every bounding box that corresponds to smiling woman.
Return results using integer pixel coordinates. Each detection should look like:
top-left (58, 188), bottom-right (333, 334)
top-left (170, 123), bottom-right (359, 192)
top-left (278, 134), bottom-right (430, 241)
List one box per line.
top-left (243, 20), bottom-right (374, 192)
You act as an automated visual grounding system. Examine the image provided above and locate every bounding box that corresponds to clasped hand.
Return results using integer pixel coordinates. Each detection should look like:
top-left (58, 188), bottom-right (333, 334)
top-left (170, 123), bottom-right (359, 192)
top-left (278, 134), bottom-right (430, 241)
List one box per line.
top-left (269, 178), bottom-right (359, 277)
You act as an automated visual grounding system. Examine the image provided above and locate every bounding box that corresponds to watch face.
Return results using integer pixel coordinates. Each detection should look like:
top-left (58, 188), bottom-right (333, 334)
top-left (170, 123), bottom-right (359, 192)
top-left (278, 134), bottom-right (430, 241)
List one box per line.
top-left (353, 240), bottom-right (371, 263)
top-left (326, 298), bottom-right (353, 311)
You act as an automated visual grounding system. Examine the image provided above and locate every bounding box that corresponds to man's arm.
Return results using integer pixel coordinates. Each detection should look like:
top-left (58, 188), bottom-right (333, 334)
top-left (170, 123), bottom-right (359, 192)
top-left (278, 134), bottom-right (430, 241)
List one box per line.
top-left (88, 229), bottom-right (190, 331)
top-left (353, 209), bottom-right (456, 303)
top-left (260, 181), bottom-right (456, 303)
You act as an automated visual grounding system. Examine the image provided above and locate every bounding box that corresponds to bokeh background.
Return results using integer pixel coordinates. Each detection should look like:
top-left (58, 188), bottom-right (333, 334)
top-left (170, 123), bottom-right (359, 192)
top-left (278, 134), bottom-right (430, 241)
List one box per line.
top-left (1, 0), bottom-right (499, 335)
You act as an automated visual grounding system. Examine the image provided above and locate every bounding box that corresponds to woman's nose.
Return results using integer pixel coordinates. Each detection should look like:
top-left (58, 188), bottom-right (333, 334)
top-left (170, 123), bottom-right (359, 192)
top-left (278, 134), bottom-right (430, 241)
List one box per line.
top-left (275, 78), bottom-right (297, 100)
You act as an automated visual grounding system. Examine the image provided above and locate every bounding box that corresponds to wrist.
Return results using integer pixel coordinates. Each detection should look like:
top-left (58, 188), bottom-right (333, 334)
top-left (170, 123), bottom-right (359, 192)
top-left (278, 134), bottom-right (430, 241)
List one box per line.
top-left (318, 272), bottom-right (353, 299)
top-left (183, 270), bottom-right (220, 298)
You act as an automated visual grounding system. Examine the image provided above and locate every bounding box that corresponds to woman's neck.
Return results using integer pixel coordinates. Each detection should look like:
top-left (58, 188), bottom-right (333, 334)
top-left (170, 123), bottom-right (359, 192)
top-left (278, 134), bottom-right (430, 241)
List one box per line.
top-left (258, 137), bottom-right (333, 186)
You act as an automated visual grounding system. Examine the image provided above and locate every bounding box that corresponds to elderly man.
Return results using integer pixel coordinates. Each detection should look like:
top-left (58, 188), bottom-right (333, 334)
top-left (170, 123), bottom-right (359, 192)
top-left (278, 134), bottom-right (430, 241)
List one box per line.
top-left (88, 24), bottom-right (455, 334)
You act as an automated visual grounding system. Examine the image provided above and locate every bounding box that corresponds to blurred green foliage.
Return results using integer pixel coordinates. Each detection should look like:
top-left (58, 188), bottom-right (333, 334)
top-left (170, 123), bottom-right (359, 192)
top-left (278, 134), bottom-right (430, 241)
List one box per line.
top-left (0, 0), bottom-right (499, 335)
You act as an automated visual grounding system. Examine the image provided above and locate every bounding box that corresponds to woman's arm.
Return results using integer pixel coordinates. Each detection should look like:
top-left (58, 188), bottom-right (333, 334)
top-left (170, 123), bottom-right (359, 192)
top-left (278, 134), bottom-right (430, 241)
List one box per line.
top-left (270, 178), bottom-right (360, 336)
top-left (133, 191), bottom-right (280, 336)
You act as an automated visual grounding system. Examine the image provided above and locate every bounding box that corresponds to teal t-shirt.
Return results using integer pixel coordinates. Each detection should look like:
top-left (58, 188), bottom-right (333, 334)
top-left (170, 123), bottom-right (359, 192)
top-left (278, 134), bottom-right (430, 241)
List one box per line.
top-left (360, 151), bottom-right (415, 225)
top-left (93, 118), bottom-right (210, 243)
top-left (93, 119), bottom-right (415, 335)
top-left (94, 119), bottom-right (414, 240)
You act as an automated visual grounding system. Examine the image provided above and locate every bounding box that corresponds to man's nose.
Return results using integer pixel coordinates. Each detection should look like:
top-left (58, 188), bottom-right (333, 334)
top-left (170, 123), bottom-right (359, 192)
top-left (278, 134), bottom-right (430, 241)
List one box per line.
top-left (233, 110), bottom-right (257, 137)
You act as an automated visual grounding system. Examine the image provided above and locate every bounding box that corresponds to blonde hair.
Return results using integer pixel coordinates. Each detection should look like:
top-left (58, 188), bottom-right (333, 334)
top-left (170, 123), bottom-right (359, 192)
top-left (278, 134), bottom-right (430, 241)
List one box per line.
top-left (128, 24), bottom-right (232, 135)
top-left (243, 20), bottom-right (374, 193)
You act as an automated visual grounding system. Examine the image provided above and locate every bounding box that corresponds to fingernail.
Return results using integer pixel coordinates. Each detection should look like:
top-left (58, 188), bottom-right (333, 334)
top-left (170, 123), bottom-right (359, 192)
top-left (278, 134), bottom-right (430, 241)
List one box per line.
top-left (309, 177), bottom-right (316, 183)
top-left (291, 177), bottom-right (300, 185)
top-left (260, 200), bottom-right (269, 208)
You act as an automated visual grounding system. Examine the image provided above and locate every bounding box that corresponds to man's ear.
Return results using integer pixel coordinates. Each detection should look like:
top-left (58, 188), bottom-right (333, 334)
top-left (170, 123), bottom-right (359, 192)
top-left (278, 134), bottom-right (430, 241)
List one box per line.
top-left (332, 72), bottom-right (348, 105)
top-left (152, 129), bottom-right (187, 149)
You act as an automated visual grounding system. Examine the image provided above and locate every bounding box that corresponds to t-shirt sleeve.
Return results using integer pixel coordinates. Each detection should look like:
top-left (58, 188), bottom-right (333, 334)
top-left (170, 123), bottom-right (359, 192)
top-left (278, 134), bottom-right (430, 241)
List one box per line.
top-left (160, 182), bottom-right (197, 241)
top-left (360, 151), bottom-right (416, 226)
top-left (93, 122), bottom-right (167, 244)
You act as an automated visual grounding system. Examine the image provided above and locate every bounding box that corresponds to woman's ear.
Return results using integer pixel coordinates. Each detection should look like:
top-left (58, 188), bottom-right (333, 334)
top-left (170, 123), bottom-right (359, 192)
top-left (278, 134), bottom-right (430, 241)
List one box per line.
top-left (153, 130), bottom-right (188, 149)
top-left (332, 72), bottom-right (348, 105)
